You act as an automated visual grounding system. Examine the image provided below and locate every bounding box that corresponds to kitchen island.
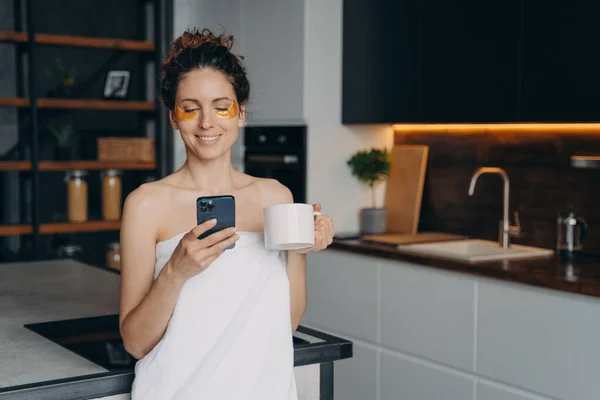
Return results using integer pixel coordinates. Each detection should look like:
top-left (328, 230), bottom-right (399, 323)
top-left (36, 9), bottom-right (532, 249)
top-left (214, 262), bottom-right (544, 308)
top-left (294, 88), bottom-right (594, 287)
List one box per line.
top-left (0, 260), bottom-right (352, 400)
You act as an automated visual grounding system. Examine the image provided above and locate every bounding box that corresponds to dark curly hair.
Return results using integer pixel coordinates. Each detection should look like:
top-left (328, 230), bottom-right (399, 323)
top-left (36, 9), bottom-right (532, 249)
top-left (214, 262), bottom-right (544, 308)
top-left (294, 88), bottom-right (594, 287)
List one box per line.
top-left (160, 28), bottom-right (250, 111)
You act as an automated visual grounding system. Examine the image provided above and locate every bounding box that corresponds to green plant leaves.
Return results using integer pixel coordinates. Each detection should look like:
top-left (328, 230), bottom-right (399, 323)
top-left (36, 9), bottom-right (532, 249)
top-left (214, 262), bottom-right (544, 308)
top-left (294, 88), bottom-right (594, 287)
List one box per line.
top-left (346, 147), bottom-right (391, 187)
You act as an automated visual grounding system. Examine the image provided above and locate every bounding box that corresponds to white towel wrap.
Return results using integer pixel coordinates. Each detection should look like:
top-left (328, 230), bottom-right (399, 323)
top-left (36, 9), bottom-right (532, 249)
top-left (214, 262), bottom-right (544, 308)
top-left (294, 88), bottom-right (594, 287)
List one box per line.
top-left (131, 231), bottom-right (297, 400)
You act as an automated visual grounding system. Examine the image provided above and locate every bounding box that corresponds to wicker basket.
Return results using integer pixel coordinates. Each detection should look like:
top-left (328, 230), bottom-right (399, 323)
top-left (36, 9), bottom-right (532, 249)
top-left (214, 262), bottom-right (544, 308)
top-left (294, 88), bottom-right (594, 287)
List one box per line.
top-left (97, 137), bottom-right (155, 163)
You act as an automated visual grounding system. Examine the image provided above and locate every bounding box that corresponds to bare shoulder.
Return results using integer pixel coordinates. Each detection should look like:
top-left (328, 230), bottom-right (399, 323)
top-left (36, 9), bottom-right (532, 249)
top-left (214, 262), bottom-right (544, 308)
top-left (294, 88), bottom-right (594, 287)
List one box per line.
top-left (123, 179), bottom-right (169, 211)
top-left (252, 177), bottom-right (293, 207)
top-left (121, 179), bottom-right (173, 241)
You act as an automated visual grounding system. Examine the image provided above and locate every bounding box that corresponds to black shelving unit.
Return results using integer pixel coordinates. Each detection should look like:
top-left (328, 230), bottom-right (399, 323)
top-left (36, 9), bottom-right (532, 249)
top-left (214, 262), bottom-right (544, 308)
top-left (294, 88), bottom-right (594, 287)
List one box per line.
top-left (0, 0), bottom-right (174, 261)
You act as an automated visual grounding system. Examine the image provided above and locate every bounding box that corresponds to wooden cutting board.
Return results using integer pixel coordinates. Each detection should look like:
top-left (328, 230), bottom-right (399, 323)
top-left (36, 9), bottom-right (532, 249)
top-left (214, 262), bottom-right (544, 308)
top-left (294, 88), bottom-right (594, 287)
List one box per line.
top-left (361, 232), bottom-right (465, 246)
top-left (384, 145), bottom-right (429, 234)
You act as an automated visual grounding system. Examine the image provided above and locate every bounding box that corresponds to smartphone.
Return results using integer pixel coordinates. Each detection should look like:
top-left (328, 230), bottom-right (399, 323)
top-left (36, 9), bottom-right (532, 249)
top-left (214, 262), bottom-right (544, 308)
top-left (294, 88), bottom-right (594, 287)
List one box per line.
top-left (196, 195), bottom-right (236, 250)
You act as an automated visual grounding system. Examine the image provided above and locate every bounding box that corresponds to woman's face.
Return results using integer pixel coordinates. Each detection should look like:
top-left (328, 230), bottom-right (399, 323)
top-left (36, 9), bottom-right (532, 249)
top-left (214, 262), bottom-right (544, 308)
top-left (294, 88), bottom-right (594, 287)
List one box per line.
top-left (170, 68), bottom-right (245, 161)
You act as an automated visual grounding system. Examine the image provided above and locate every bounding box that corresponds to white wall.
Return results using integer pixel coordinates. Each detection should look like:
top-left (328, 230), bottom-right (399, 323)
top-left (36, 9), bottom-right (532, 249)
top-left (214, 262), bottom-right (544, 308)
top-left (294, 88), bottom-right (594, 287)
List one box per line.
top-left (174, 0), bottom-right (241, 37)
top-left (172, 0), bottom-right (194, 171)
top-left (303, 0), bottom-right (394, 232)
top-left (240, 0), bottom-right (305, 125)
top-left (173, 0), bottom-right (394, 232)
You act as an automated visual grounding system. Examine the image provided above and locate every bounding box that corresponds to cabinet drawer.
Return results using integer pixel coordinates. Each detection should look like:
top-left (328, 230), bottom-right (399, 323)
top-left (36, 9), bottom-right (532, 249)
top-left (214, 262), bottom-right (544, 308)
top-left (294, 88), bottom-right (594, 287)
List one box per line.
top-left (478, 280), bottom-right (600, 400)
top-left (380, 260), bottom-right (476, 372)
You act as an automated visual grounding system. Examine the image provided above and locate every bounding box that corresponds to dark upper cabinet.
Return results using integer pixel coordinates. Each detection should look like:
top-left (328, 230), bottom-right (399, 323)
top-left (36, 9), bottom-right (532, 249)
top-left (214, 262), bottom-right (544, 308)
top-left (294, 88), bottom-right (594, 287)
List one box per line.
top-left (520, 0), bottom-right (600, 122)
top-left (342, 0), bottom-right (600, 124)
top-left (421, 0), bottom-right (521, 123)
top-left (342, 0), bottom-right (420, 124)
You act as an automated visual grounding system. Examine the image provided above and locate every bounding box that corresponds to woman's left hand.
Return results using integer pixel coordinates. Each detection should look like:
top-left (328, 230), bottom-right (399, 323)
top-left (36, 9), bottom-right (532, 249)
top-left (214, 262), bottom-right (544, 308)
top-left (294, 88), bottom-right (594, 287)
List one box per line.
top-left (292, 203), bottom-right (334, 255)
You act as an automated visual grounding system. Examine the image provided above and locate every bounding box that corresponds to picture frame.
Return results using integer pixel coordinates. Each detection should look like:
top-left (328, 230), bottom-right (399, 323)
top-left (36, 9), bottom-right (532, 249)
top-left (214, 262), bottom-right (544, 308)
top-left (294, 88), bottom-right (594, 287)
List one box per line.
top-left (103, 70), bottom-right (131, 99)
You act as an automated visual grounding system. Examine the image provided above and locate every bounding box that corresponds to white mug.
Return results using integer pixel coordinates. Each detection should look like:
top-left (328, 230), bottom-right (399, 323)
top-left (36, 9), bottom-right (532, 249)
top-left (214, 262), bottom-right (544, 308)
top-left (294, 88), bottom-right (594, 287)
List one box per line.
top-left (263, 203), bottom-right (321, 250)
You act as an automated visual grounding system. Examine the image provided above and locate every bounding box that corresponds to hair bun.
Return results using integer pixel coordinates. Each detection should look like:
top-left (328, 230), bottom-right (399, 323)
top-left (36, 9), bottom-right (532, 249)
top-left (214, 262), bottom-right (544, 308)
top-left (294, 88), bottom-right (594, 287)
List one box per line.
top-left (168, 28), bottom-right (243, 60)
top-left (160, 27), bottom-right (250, 110)
top-left (183, 28), bottom-right (231, 50)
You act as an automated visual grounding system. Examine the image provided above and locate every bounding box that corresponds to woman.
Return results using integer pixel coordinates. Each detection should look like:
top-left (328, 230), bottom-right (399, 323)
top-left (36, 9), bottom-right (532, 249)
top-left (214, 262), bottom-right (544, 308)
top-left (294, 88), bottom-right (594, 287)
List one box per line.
top-left (119, 28), bottom-right (334, 399)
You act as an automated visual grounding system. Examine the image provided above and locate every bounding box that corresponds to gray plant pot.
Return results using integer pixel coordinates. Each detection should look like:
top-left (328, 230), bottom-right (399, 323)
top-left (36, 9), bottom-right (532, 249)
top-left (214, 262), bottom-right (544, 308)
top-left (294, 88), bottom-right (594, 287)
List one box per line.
top-left (359, 207), bottom-right (388, 235)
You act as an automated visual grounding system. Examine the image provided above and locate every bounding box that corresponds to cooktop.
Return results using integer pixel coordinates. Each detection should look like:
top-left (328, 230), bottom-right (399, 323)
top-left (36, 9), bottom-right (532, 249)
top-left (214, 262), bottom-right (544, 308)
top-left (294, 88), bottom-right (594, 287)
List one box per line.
top-left (24, 314), bottom-right (310, 371)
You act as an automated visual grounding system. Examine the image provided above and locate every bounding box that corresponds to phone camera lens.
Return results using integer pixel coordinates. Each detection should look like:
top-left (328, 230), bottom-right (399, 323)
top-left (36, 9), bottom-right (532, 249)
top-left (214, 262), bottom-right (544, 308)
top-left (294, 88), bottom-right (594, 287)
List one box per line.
top-left (200, 206), bottom-right (207, 212)
top-left (200, 200), bottom-right (207, 207)
top-left (207, 202), bottom-right (214, 211)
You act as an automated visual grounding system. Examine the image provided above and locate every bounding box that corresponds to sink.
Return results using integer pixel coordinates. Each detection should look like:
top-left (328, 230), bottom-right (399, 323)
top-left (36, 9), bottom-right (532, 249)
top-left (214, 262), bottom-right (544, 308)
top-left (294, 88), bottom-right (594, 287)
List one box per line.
top-left (396, 239), bottom-right (554, 262)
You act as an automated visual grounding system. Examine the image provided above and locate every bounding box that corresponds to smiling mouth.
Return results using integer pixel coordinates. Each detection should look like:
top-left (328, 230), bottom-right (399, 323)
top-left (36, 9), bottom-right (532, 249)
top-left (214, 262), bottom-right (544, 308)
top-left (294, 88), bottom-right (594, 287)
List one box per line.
top-left (196, 135), bottom-right (221, 143)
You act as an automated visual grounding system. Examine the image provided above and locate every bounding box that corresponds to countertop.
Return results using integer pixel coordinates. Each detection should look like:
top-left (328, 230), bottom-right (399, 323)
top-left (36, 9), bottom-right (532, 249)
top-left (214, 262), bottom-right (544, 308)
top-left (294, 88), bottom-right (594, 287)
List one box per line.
top-left (0, 260), bottom-right (121, 388)
top-left (330, 237), bottom-right (600, 299)
top-left (0, 260), bottom-right (352, 400)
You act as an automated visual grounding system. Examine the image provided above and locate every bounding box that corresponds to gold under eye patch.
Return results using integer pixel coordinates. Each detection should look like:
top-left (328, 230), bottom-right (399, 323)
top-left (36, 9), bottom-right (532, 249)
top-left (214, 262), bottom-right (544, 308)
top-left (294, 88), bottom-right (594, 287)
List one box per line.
top-left (215, 99), bottom-right (239, 119)
top-left (174, 104), bottom-right (199, 121)
top-left (174, 100), bottom-right (239, 121)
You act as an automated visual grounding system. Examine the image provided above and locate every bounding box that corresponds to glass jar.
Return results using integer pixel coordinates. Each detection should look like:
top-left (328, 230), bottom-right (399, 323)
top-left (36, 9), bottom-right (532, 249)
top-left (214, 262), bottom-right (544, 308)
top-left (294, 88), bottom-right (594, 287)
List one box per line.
top-left (106, 242), bottom-right (121, 270)
top-left (102, 170), bottom-right (122, 221)
top-left (65, 170), bottom-right (88, 223)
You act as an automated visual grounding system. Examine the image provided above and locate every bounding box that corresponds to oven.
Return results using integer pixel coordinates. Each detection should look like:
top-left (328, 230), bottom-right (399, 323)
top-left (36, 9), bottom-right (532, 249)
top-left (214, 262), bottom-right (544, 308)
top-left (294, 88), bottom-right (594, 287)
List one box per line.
top-left (243, 125), bottom-right (307, 203)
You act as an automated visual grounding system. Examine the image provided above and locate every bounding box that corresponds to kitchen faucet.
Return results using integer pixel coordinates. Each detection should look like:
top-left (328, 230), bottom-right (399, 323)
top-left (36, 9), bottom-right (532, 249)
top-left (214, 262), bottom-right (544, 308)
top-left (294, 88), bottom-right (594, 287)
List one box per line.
top-left (468, 167), bottom-right (521, 249)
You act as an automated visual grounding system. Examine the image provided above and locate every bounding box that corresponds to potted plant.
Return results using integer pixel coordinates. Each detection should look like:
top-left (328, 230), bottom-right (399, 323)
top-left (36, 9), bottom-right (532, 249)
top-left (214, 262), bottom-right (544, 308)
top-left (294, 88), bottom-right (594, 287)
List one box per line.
top-left (347, 147), bottom-right (391, 235)
top-left (46, 116), bottom-right (79, 160)
top-left (46, 58), bottom-right (78, 98)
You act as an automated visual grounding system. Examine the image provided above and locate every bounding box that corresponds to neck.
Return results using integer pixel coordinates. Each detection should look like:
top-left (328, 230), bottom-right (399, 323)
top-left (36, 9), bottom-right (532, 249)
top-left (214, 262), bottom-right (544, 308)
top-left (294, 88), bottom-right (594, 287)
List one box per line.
top-left (182, 151), bottom-right (236, 193)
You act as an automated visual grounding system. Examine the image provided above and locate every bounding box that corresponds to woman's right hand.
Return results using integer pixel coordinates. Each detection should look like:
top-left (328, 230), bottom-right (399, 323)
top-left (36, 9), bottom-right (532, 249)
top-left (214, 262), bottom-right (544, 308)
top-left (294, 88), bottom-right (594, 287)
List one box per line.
top-left (166, 219), bottom-right (240, 282)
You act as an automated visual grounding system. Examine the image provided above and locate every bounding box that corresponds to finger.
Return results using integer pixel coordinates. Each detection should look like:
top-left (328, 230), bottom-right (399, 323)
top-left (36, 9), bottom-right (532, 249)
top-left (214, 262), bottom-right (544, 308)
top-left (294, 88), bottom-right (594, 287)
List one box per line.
top-left (314, 215), bottom-right (329, 234)
top-left (315, 220), bottom-right (326, 238)
top-left (325, 217), bottom-right (335, 242)
top-left (318, 221), bottom-right (333, 246)
top-left (320, 229), bottom-right (331, 247)
top-left (319, 227), bottom-right (332, 246)
top-left (323, 216), bottom-right (335, 244)
top-left (314, 230), bottom-right (325, 249)
top-left (188, 218), bottom-right (218, 240)
top-left (315, 217), bottom-right (330, 236)
top-left (196, 251), bottom-right (223, 271)
top-left (198, 227), bottom-right (237, 248)
top-left (316, 218), bottom-right (333, 243)
top-left (329, 217), bottom-right (335, 238)
top-left (203, 232), bottom-right (241, 256)
top-left (213, 233), bottom-right (241, 252)
top-left (313, 203), bottom-right (322, 214)
top-left (316, 235), bottom-right (327, 250)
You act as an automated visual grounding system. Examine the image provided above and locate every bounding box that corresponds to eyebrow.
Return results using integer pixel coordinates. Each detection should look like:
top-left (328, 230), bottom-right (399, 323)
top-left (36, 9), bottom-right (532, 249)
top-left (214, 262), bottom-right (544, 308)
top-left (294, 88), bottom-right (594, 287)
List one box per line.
top-left (181, 97), bottom-right (232, 103)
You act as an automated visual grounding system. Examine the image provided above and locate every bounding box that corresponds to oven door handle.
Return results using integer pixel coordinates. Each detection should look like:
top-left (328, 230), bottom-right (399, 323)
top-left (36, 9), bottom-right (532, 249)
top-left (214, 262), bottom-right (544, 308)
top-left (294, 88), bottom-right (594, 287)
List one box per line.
top-left (246, 154), bottom-right (300, 165)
